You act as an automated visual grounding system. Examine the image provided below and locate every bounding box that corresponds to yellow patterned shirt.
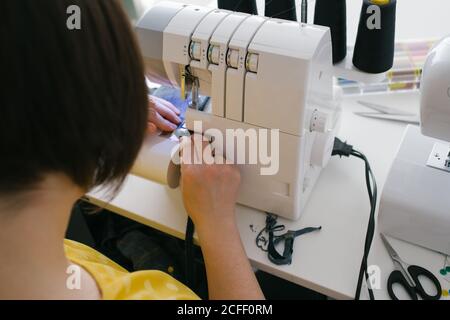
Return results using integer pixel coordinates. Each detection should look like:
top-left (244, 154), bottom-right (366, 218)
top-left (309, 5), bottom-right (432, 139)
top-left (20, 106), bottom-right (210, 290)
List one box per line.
top-left (64, 239), bottom-right (200, 300)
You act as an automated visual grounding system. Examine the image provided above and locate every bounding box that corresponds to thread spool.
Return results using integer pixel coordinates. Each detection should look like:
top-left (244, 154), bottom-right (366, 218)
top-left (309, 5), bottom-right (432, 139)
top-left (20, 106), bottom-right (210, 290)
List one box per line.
top-left (217, 0), bottom-right (258, 15)
top-left (352, 0), bottom-right (397, 73)
top-left (265, 0), bottom-right (297, 21)
top-left (314, 0), bottom-right (347, 64)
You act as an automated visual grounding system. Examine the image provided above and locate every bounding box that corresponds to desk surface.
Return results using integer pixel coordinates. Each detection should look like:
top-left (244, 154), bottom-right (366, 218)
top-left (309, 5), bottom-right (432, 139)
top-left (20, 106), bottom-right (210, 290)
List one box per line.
top-left (88, 91), bottom-right (449, 300)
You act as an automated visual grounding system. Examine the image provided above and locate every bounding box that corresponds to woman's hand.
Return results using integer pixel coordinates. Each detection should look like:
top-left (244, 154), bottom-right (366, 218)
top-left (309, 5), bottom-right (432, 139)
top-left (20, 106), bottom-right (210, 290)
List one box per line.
top-left (147, 96), bottom-right (181, 134)
top-left (179, 136), bottom-right (241, 230)
top-left (179, 136), bottom-right (264, 300)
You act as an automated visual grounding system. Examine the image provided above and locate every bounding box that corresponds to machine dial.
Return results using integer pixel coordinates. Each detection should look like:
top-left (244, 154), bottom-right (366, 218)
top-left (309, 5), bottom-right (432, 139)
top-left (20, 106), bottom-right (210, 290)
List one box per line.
top-left (310, 109), bottom-right (331, 133)
top-left (246, 53), bottom-right (259, 73)
top-left (208, 45), bottom-right (220, 65)
top-left (189, 41), bottom-right (202, 61)
top-left (226, 49), bottom-right (239, 69)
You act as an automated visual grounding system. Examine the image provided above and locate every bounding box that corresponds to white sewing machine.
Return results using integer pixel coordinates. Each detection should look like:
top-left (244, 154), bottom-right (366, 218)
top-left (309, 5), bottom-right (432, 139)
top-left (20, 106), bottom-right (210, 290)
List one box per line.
top-left (379, 36), bottom-right (450, 255)
top-left (131, 1), bottom-right (377, 221)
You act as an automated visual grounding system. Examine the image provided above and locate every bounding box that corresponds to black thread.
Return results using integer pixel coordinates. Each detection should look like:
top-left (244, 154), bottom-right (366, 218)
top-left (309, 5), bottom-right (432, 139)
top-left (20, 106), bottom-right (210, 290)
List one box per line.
top-left (314, 0), bottom-right (347, 64)
top-left (265, 0), bottom-right (297, 21)
top-left (218, 0), bottom-right (258, 14)
top-left (352, 0), bottom-right (397, 73)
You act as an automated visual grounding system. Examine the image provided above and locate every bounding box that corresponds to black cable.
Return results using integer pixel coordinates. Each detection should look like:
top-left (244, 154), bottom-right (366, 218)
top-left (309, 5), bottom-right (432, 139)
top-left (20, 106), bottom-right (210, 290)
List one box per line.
top-left (352, 150), bottom-right (376, 301)
top-left (185, 217), bottom-right (195, 288)
top-left (256, 214), bottom-right (285, 252)
top-left (332, 138), bottom-right (377, 300)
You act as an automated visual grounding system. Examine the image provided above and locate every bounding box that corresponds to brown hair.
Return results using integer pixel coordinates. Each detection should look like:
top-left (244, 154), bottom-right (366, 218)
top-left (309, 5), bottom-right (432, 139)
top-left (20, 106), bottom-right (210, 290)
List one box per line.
top-left (0, 0), bottom-right (148, 195)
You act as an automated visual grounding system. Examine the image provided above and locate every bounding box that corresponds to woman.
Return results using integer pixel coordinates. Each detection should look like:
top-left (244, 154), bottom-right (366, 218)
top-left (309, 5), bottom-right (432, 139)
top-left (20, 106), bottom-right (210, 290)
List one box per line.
top-left (0, 0), bottom-right (264, 300)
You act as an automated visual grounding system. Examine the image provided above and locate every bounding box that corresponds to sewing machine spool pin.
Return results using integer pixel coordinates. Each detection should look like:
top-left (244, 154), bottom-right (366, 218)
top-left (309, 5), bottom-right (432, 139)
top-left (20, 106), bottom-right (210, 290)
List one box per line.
top-left (190, 77), bottom-right (200, 110)
top-left (182, 66), bottom-right (200, 110)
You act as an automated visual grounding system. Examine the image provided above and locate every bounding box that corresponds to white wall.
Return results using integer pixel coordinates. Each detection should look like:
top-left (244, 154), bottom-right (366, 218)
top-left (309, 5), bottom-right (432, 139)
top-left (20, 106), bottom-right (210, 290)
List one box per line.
top-left (346, 0), bottom-right (450, 43)
top-left (135, 0), bottom-right (450, 43)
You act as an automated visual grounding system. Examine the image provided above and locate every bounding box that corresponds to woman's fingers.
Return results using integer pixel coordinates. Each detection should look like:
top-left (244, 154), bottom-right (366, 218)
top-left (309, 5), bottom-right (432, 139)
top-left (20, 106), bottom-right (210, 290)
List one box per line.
top-left (154, 102), bottom-right (182, 125)
top-left (152, 96), bottom-right (181, 115)
top-left (147, 122), bottom-right (159, 135)
top-left (180, 136), bottom-right (213, 168)
top-left (148, 108), bottom-right (178, 132)
top-left (148, 96), bottom-right (182, 131)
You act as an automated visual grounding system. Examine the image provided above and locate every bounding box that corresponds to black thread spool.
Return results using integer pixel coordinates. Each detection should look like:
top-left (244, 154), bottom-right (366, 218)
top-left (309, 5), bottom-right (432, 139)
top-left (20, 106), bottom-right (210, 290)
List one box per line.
top-left (352, 0), bottom-right (397, 73)
top-left (217, 0), bottom-right (258, 15)
top-left (265, 0), bottom-right (297, 21)
top-left (314, 0), bottom-right (347, 64)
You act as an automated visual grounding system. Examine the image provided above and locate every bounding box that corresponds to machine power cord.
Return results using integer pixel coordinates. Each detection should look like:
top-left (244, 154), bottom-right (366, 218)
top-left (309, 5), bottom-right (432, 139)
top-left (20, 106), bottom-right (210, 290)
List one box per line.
top-left (185, 217), bottom-right (196, 288)
top-left (332, 137), bottom-right (377, 300)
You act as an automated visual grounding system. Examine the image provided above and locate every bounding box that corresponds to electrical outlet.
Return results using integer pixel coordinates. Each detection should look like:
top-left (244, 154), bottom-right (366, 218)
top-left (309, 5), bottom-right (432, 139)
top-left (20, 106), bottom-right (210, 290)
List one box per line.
top-left (427, 142), bottom-right (450, 173)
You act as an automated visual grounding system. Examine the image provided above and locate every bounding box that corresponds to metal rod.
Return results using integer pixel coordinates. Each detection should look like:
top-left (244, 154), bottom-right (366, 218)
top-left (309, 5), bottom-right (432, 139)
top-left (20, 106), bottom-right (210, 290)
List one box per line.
top-left (301, 0), bottom-right (308, 23)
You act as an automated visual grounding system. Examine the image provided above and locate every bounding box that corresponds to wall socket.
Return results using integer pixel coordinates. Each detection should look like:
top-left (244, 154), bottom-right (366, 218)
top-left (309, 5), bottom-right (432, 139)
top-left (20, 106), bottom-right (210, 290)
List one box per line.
top-left (427, 142), bottom-right (450, 173)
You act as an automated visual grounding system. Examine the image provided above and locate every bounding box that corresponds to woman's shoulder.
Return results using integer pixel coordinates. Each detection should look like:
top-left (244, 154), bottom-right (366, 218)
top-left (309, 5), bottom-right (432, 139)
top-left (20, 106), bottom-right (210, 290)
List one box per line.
top-left (64, 239), bottom-right (127, 272)
top-left (64, 239), bottom-right (200, 300)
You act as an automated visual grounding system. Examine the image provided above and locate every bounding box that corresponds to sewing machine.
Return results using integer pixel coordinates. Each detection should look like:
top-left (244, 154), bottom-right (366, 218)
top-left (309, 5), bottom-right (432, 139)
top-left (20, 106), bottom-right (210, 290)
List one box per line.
top-left (132, 1), bottom-right (383, 221)
top-left (379, 36), bottom-right (450, 255)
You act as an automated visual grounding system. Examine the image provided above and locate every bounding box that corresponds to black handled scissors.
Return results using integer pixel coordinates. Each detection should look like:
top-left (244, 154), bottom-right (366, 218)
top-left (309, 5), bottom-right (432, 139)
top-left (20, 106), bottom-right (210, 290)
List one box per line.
top-left (381, 234), bottom-right (442, 300)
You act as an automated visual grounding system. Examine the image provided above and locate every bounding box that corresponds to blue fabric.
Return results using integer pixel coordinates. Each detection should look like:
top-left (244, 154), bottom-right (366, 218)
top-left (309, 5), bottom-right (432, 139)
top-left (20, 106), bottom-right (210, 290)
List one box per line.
top-left (151, 86), bottom-right (210, 124)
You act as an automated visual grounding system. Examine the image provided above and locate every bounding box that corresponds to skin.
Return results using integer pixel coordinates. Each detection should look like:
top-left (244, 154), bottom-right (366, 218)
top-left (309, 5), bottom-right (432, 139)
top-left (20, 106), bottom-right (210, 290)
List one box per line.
top-left (180, 138), bottom-right (265, 300)
top-left (0, 97), bottom-right (264, 300)
top-left (0, 174), bottom-right (100, 300)
top-left (147, 95), bottom-right (182, 134)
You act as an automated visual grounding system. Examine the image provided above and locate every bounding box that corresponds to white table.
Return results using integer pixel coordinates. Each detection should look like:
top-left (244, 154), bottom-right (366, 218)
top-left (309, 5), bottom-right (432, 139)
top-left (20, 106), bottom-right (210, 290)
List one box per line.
top-left (87, 91), bottom-right (449, 300)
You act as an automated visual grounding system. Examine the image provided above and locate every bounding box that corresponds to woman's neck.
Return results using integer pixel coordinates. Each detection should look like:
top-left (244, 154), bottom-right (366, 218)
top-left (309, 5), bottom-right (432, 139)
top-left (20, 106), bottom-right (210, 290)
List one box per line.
top-left (0, 175), bottom-right (98, 299)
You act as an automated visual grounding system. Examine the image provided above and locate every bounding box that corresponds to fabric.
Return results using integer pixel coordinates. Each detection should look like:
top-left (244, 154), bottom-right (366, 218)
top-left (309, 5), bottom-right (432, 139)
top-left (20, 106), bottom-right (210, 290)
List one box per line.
top-left (64, 239), bottom-right (200, 300)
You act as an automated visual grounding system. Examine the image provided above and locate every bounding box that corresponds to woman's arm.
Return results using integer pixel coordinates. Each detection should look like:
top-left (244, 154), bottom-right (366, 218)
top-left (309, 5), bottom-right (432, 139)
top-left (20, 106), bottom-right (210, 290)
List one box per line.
top-left (180, 137), bottom-right (264, 300)
top-left (196, 217), bottom-right (264, 300)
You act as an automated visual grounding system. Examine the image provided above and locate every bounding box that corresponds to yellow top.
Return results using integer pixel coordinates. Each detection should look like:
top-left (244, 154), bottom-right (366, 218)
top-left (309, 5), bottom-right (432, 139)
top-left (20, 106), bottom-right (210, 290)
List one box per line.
top-left (64, 239), bottom-right (200, 300)
top-left (370, 0), bottom-right (390, 5)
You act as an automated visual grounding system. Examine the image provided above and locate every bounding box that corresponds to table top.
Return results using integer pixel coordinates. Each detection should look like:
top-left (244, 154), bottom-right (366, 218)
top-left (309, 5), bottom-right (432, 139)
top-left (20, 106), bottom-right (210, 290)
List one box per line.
top-left (87, 90), bottom-right (449, 300)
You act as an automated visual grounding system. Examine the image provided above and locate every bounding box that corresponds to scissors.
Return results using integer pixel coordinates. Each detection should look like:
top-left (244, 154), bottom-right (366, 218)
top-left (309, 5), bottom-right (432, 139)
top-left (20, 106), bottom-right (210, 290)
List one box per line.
top-left (381, 234), bottom-right (442, 300)
top-left (354, 101), bottom-right (420, 125)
